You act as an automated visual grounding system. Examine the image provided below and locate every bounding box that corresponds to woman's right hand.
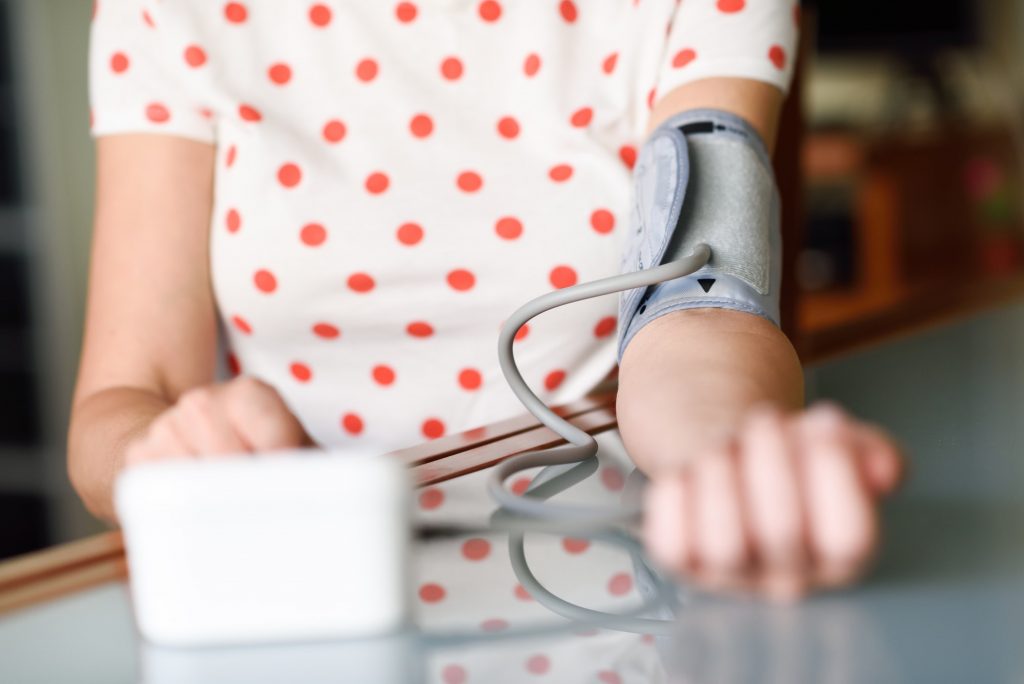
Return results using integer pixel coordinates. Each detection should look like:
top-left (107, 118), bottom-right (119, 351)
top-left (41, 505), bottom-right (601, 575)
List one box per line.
top-left (123, 376), bottom-right (311, 466)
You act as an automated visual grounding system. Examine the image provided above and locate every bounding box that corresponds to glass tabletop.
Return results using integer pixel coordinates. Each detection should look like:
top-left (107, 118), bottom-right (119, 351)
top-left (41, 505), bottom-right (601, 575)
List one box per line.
top-left (3, 302), bottom-right (1024, 683)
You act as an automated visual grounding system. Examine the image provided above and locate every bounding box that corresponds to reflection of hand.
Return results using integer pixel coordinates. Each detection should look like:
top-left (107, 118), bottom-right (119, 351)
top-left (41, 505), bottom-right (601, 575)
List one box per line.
top-left (124, 376), bottom-right (311, 466)
top-left (644, 402), bottom-right (904, 599)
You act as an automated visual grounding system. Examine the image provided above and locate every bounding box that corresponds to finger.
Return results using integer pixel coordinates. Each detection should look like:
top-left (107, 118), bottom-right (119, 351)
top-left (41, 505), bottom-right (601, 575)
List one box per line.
top-left (142, 410), bottom-right (195, 459)
top-left (853, 422), bottom-right (906, 497)
top-left (644, 471), bottom-right (695, 574)
top-left (692, 441), bottom-right (751, 588)
top-left (225, 377), bottom-right (309, 451)
top-left (174, 388), bottom-right (249, 456)
top-left (738, 405), bottom-right (810, 601)
top-left (797, 405), bottom-right (878, 588)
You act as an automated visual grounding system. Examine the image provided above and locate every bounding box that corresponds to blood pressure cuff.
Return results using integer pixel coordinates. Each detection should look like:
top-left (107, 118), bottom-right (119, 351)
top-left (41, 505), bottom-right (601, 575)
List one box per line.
top-left (617, 108), bottom-right (782, 362)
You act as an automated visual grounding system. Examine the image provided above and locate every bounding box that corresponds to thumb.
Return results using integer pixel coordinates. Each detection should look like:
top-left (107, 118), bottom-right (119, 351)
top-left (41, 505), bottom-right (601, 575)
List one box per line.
top-left (855, 423), bottom-right (906, 497)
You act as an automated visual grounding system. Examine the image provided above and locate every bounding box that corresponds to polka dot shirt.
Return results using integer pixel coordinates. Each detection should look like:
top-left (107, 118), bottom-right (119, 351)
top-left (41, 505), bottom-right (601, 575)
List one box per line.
top-left (89, 0), bottom-right (797, 451)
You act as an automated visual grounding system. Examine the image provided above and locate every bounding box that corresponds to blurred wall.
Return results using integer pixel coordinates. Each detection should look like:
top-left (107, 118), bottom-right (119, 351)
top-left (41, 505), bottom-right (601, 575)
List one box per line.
top-left (11, 0), bottom-right (100, 541)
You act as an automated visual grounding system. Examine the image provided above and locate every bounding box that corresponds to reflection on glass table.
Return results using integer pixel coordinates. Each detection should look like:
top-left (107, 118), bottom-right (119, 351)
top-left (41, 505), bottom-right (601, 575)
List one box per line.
top-left (3, 302), bottom-right (1024, 683)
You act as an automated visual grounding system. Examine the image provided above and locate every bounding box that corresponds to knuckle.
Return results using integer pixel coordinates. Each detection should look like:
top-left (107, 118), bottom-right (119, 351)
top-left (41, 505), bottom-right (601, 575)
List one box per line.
top-left (177, 387), bottom-right (214, 415)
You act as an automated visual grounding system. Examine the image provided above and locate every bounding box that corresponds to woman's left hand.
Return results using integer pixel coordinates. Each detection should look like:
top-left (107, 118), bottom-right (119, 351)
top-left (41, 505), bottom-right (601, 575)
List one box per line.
top-left (643, 401), bottom-right (905, 600)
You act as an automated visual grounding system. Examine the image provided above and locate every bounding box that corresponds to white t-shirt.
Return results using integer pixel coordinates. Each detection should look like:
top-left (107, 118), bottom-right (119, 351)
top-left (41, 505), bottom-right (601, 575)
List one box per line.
top-left (89, 0), bottom-right (796, 451)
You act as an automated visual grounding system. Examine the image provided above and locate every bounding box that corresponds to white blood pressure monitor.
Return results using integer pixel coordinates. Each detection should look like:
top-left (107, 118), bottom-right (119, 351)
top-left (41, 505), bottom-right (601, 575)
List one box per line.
top-left (115, 450), bottom-right (411, 646)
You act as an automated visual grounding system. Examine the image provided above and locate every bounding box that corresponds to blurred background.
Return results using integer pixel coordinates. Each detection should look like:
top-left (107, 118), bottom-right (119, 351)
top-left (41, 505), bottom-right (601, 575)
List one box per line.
top-left (1, 0), bottom-right (1023, 560)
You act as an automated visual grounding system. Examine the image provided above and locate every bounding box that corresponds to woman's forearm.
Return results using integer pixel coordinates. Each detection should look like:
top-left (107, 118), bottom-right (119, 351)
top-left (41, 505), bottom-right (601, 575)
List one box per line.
top-left (616, 308), bottom-right (803, 476)
top-left (68, 387), bottom-right (171, 522)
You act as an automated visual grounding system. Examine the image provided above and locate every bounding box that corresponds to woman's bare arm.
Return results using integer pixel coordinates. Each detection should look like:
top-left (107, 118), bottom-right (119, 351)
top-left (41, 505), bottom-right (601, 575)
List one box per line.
top-left (68, 135), bottom-right (218, 521)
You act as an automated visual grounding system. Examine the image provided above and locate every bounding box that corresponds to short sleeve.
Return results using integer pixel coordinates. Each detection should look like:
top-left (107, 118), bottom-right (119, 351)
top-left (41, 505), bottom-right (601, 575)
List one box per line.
top-left (89, 0), bottom-right (216, 143)
top-left (655, 0), bottom-right (799, 100)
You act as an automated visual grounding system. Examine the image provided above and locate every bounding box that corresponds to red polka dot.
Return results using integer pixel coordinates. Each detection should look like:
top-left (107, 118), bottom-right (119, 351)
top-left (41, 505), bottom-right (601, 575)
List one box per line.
top-left (526, 654), bottom-right (551, 675)
top-left (716, 0), bottom-right (745, 12)
top-left (199, 107), bottom-right (214, 120)
top-left (224, 2), bottom-right (247, 23)
top-left (570, 107), bottom-right (593, 127)
top-left (410, 114), bottom-right (434, 138)
top-left (523, 53), bottom-right (541, 77)
top-left (601, 466), bottom-right (625, 491)
top-left (397, 222), bottom-right (424, 245)
top-left (365, 172), bottom-right (390, 194)
top-left (395, 2), bottom-right (418, 22)
top-left (598, 672), bottom-right (623, 684)
top-left (309, 3), bottom-right (332, 26)
top-left (290, 362), bottom-right (312, 382)
top-left (419, 487), bottom-right (445, 510)
top-left (594, 316), bottom-right (616, 338)
top-left (300, 223), bottom-right (326, 246)
top-left (267, 62), bottom-right (292, 84)
top-left (230, 315), bottom-right (252, 334)
top-left (356, 58), bottom-right (378, 82)
top-left (495, 216), bottom-right (523, 240)
top-left (313, 323), bottom-right (340, 339)
top-left (544, 369), bottom-right (566, 390)
top-left (602, 52), bottom-right (618, 74)
top-left (145, 103), bottom-right (170, 123)
top-left (441, 665), bottom-right (466, 684)
top-left (440, 57), bottom-right (463, 80)
top-left (447, 269), bottom-right (475, 291)
top-left (647, 88), bottom-right (657, 109)
top-left (110, 52), bottom-right (129, 73)
top-left (514, 323), bottom-right (530, 341)
top-left (225, 208), bottom-right (241, 233)
top-left (619, 145), bottom-right (637, 169)
top-left (769, 44), bottom-right (787, 70)
top-left (277, 163), bottom-right (302, 188)
top-left (418, 582), bottom-right (446, 603)
top-left (481, 618), bottom-right (508, 632)
top-left (549, 265), bottom-right (577, 289)
top-left (457, 171), bottom-right (482, 192)
top-left (253, 269), bottom-right (277, 293)
top-left (225, 145), bottom-right (237, 168)
top-left (549, 164), bottom-right (573, 182)
top-left (562, 537), bottom-right (590, 554)
top-left (608, 572), bottom-right (633, 596)
top-left (497, 116), bottom-right (520, 139)
top-left (347, 272), bottom-right (375, 292)
top-left (559, 0), bottom-right (577, 22)
top-left (672, 48), bottom-right (697, 69)
top-left (407, 321), bottom-right (434, 337)
top-left (458, 368), bottom-right (482, 390)
top-left (461, 538), bottom-right (491, 561)
top-left (142, 10), bottom-right (155, 27)
top-left (514, 584), bottom-right (533, 601)
top-left (322, 119), bottom-right (346, 143)
top-left (226, 352), bottom-right (241, 376)
top-left (511, 476), bottom-right (531, 495)
top-left (341, 412), bottom-right (364, 435)
top-left (478, 0), bottom-right (501, 21)
top-left (422, 418), bottom-right (446, 439)
top-left (239, 104), bottom-right (262, 122)
top-left (590, 209), bottom-right (615, 234)
top-left (372, 365), bottom-right (396, 386)
top-left (184, 45), bottom-right (207, 68)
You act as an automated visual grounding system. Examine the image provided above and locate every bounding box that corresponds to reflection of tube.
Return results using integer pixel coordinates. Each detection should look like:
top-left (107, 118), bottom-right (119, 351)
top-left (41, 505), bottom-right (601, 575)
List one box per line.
top-left (140, 631), bottom-right (423, 684)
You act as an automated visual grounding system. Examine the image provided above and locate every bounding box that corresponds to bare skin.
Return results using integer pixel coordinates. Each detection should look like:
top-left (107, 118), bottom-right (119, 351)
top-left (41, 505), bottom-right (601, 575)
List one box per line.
top-left (69, 78), bottom-right (904, 600)
top-left (616, 78), bottom-right (905, 599)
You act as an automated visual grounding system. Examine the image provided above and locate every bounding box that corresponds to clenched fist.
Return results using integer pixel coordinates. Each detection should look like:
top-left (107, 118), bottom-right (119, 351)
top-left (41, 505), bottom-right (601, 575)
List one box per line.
top-left (124, 376), bottom-right (311, 466)
top-left (644, 401), bottom-right (904, 600)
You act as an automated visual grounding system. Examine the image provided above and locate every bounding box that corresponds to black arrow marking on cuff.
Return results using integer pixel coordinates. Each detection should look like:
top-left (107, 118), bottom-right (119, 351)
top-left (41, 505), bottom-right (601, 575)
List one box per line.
top-left (697, 278), bottom-right (715, 293)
